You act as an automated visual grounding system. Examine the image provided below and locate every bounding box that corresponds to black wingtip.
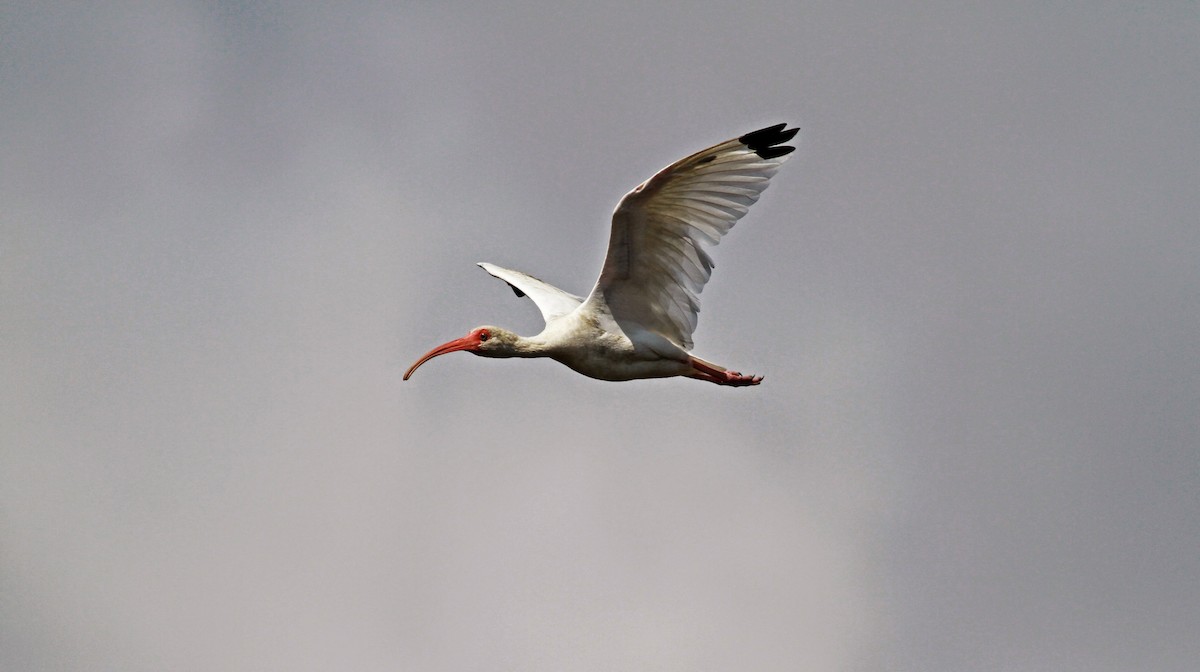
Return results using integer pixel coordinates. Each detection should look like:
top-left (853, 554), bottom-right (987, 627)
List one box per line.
top-left (505, 282), bottom-right (526, 298)
top-left (739, 123), bottom-right (800, 159)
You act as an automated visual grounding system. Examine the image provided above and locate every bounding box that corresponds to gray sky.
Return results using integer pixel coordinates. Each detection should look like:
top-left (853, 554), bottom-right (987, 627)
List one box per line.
top-left (3, 2), bottom-right (1198, 670)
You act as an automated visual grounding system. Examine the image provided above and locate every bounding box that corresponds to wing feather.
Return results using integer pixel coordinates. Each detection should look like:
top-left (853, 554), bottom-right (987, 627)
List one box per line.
top-left (580, 123), bottom-right (798, 350)
top-left (477, 262), bottom-right (583, 325)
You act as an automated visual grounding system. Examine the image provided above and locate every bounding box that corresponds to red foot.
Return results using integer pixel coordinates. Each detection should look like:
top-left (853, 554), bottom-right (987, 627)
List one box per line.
top-left (689, 358), bottom-right (763, 387)
top-left (723, 371), bottom-right (764, 387)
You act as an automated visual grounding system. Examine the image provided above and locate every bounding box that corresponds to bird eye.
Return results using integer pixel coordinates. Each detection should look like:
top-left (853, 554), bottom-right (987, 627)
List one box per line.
top-left (479, 330), bottom-right (489, 341)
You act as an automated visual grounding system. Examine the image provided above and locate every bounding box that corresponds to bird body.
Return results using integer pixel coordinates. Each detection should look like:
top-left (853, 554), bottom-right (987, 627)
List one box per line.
top-left (538, 309), bottom-right (695, 382)
top-left (405, 123), bottom-right (799, 386)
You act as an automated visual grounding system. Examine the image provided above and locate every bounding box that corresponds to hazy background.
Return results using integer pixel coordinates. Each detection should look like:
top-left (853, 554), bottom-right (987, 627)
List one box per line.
top-left (3, 2), bottom-right (1197, 670)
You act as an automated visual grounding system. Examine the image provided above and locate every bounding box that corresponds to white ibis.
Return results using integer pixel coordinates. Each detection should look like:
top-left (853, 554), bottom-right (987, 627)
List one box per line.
top-left (405, 123), bottom-right (798, 386)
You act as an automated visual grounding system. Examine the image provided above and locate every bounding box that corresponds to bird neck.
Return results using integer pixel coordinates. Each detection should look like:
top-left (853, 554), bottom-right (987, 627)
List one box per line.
top-left (481, 333), bottom-right (549, 359)
top-left (509, 334), bottom-right (549, 358)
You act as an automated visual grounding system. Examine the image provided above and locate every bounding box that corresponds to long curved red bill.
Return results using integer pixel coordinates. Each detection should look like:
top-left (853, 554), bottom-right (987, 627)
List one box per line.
top-left (403, 334), bottom-right (479, 380)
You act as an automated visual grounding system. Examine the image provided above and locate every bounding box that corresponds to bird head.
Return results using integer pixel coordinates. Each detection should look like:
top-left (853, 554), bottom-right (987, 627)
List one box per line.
top-left (403, 326), bottom-right (519, 380)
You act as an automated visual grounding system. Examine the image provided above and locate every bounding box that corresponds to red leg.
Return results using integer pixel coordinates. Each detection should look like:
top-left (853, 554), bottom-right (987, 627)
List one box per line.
top-left (688, 357), bottom-right (763, 386)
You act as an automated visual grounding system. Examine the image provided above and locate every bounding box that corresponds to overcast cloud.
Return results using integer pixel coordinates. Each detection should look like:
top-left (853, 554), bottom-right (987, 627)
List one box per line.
top-left (2, 2), bottom-right (1198, 670)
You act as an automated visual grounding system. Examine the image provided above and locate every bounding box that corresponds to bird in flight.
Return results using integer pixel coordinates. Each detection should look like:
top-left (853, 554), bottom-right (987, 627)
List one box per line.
top-left (404, 123), bottom-right (798, 386)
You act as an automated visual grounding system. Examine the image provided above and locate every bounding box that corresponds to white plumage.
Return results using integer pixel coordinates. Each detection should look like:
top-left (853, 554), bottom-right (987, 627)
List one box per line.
top-left (405, 123), bottom-right (798, 386)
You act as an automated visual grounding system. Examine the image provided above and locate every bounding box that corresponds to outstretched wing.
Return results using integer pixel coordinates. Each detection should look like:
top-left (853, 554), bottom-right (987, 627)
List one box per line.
top-left (580, 123), bottom-right (798, 350)
top-left (477, 262), bottom-right (583, 325)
